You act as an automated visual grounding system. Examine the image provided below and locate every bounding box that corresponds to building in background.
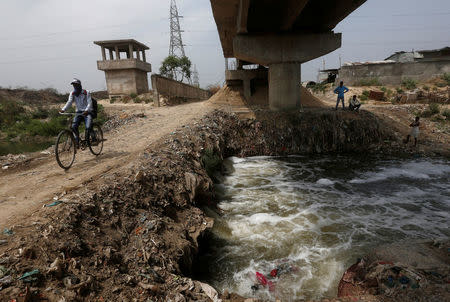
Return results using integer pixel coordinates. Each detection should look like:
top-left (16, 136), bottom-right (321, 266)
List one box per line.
top-left (94, 39), bottom-right (152, 98)
top-left (338, 46), bottom-right (450, 85)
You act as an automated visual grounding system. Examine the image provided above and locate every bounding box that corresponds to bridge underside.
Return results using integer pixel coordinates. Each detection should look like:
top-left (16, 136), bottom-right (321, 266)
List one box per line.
top-left (211, 0), bottom-right (366, 110)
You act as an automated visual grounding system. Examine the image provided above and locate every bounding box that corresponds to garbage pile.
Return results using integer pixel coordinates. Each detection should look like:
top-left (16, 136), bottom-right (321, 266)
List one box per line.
top-left (338, 240), bottom-right (450, 302)
top-left (0, 109), bottom-right (399, 301)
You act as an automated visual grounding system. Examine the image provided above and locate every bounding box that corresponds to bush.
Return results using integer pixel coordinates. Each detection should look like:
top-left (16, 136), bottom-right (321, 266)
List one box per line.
top-left (420, 103), bottom-right (440, 118)
top-left (312, 82), bottom-right (327, 94)
top-left (442, 109), bottom-right (450, 119)
top-left (130, 93), bottom-right (138, 99)
top-left (0, 97), bottom-right (26, 126)
top-left (144, 98), bottom-right (152, 104)
top-left (358, 78), bottom-right (381, 86)
top-left (133, 98), bottom-right (142, 104)
top-left (436, 82), bottom-right (446, 88)
top-left (401, 78), bottom-right (417, 90)
top-left (422, 85), bottom-right (430, 91)
top-left (442, 73), bottom-right (450, 85)
top-left (396, 87), bottom-right (404, 94)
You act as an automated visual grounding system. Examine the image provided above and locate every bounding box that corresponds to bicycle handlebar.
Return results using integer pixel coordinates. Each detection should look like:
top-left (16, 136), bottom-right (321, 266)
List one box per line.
top-left (59, 112), bottom-right (86, 116)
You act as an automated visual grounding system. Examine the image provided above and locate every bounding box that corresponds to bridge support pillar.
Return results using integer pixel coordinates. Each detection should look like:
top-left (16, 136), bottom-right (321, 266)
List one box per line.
top-left (233, 32), bottom-right (341, 110)
top-left (269, 62), bottom-right (301, 110)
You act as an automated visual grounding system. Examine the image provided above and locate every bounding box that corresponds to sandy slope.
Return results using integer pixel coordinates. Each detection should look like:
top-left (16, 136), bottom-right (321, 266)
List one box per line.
top-left (0, 100), bottom-right (214, 229)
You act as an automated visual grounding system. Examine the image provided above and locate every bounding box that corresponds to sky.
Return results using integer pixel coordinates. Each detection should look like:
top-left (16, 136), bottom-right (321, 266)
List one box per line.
top-left (0, 0), bottom-right (449, 93)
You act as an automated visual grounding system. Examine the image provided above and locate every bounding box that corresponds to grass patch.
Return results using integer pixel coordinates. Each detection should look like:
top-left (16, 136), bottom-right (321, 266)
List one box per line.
top-left (311, 82), bottom-right (328, 94)
top-left (396, 87), bottom-right (404, 94)
top-left (442, 109), bottom-right (450, 119)
top-left (442, 73), bottom-right (450, 86)
top-left (401, 78), bottom-right (417, 90)
top-left (420, 103), bottom-right (441, 118)
top-left (358, 78), bottom-right (381, 86)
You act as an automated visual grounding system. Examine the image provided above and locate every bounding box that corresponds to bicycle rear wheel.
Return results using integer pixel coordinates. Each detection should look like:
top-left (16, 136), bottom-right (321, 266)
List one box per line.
top-left (87, 124), bottom-right (103, 156)
top-left (55, 130), bottom-right (76, 170)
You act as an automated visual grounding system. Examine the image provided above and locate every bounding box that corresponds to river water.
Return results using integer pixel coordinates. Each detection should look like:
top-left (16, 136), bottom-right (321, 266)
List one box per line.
top-left (199, 155), bottom-right (450, 301)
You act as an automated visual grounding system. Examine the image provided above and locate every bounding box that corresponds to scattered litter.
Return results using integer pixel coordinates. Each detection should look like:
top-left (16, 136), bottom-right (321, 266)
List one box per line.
top-left (3, 228), bottom-right (13, 236)
top-left (18, 269), bottom-right (40, 283)
top-left (44, 200), bottom-right (63, 207)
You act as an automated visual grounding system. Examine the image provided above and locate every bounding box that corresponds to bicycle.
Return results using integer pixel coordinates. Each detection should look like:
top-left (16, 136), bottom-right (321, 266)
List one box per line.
top-left (55, 113), bottom-right (104, 170)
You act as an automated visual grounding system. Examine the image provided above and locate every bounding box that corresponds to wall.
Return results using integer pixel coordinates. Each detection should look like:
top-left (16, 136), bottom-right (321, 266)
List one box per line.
top-left (340, 60), bottom-right (450, 85)
top-left (105, 69), bottom-right (149, 96)
top-left (151, 74), bottom-right (211, 100)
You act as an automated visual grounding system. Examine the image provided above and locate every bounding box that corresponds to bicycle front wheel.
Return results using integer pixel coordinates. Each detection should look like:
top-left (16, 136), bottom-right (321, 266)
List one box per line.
top-left (87, 124), bottom-right (103, 156)
top-left (55, 130), bottom-right (76, 170)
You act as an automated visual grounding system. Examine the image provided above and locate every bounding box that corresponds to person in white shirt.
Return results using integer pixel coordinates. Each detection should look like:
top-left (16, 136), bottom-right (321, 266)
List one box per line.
top-left (59, 79), bottom-right (93, 145)
top-left (349, 95), bottom-right (361, 112)
top-left (404, 116), bottom-right (420, 146)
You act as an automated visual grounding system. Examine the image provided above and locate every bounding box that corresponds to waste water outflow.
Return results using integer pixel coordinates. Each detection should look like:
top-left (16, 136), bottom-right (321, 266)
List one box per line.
top-left (200, 155), bottom-right (450, 301)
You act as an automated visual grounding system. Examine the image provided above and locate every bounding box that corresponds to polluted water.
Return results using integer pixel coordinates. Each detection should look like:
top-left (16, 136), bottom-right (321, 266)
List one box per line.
top-left (197, 155), bottom-right (450, 301)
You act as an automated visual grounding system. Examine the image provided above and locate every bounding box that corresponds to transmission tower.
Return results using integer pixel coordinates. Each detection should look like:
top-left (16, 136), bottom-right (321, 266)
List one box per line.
top-left (192, 65), bottom-right (200, 87)
top-left (169, 0), bottom-right (186, 58)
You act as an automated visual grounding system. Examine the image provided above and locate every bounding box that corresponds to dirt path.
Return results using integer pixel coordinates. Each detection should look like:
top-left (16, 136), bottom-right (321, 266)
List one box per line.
top-left (0, 100), bottom-right (214, 229)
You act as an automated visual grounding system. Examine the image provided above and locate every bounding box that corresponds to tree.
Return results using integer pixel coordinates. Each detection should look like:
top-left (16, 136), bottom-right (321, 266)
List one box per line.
top-left (159, 55), bottom-right (192, 83)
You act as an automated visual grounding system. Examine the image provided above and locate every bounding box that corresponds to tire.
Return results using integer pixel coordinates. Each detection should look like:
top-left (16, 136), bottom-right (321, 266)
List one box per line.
top-left (55, 130), bottom-right (76, 170)
top-left (87, 124), bottom-right (103, 156)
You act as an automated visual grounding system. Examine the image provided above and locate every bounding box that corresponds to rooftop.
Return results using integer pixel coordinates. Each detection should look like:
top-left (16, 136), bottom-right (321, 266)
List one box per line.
top-left (93, 39), bottom-right (149, 51)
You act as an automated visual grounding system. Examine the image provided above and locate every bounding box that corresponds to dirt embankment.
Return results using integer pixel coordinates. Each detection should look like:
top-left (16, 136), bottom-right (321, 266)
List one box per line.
top-left (0, 107), bottom-right (398, 301)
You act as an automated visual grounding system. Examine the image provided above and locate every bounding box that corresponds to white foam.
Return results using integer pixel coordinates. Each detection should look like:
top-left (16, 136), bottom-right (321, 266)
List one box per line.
top-left (316, 178), bottom-right (335, 186)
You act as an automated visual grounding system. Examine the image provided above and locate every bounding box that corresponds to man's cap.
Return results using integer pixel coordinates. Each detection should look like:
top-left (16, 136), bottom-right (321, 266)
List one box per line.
top-left (70, 78), bottom-right (81, 85)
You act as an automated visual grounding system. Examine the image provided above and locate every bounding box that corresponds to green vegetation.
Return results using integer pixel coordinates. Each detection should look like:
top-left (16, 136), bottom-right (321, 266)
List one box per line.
top-left (396, 87), bottom-right (404, 94)
top-left (442, 109), bottom-right (450, 119)
top-left (130, 93), bottom-right (138, 99)
top-left (401, 78), bottom-right (417, 90)
top-left (422, 85), bottom-right (430, 91)
top-left (360, 90), bottom-right (370, 101)
top-left (436, 82), bottom-right (447, 88)
top-left (442, 72), bottom-right (450, 85)
top-left (0, 96), bottom-right (108, 155)
top-left (358, 78), bottom-right (381, 86)
top-left (133, 98), bottom-right (142, 104)
top-left (381, 86), bottom-right (393, 98)
top-left (311, 82), bottom-right (328, 94)
top-left (159, 55), bottom-right (192, 82)
top-left (420, 103), bottom-right (441, 118)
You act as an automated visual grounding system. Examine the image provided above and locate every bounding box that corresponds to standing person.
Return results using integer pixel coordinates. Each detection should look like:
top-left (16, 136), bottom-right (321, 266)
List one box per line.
top-left (59, 79), bottom-right (93, 147)
top-left (404, 117), bottom-right (420, 146)
top-left (349, 95), bottom-right (361, 112)
top-left (334, 81), bottom-right (349, 110)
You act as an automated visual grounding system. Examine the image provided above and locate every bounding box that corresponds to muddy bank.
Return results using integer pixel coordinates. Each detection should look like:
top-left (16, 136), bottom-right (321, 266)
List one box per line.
top-left (0, 109), bottom-right (433, 301)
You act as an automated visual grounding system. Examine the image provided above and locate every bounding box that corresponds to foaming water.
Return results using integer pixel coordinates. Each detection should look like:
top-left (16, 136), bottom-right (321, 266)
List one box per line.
top-left (198, 156), bottom-right (450, 301)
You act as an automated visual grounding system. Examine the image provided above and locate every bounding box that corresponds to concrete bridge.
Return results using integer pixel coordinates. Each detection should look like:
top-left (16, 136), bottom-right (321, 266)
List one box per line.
top-left (210, 0), bottom-right (367, 110)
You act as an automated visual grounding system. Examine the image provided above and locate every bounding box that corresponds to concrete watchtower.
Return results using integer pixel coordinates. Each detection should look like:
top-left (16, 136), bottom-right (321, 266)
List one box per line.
top-left (94, 39), bottom-right (152, 97)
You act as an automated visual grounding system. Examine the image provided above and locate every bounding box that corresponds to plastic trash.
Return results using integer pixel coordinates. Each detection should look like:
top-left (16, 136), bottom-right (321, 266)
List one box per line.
top-left (399, 276), bottom-right (410, 284)
top-left (3, 228), bottom-right (13, 236)
top-left (44, 200), bottom-right (63, 207)
top-left (18, 269), bottom-right (40, 282)
top-left (256, 272), bottom-right (275, 292)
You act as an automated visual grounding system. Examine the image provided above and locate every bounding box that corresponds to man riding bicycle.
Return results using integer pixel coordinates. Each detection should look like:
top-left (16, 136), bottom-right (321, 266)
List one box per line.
top-left (59, 79), bottom-right (93, 147)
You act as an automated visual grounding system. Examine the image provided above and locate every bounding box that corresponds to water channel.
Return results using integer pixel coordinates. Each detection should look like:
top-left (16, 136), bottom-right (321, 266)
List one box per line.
top-left (198, 155), bottom-right (450, 301)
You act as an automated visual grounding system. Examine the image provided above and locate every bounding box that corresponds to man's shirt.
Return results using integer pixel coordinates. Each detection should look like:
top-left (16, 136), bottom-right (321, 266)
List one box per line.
top-left (350, 98), bottom-right (361, 106)
top-left (62, 90), bottom-right (93, 112)
top-left (334, 86), bottom-right (349, 98)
